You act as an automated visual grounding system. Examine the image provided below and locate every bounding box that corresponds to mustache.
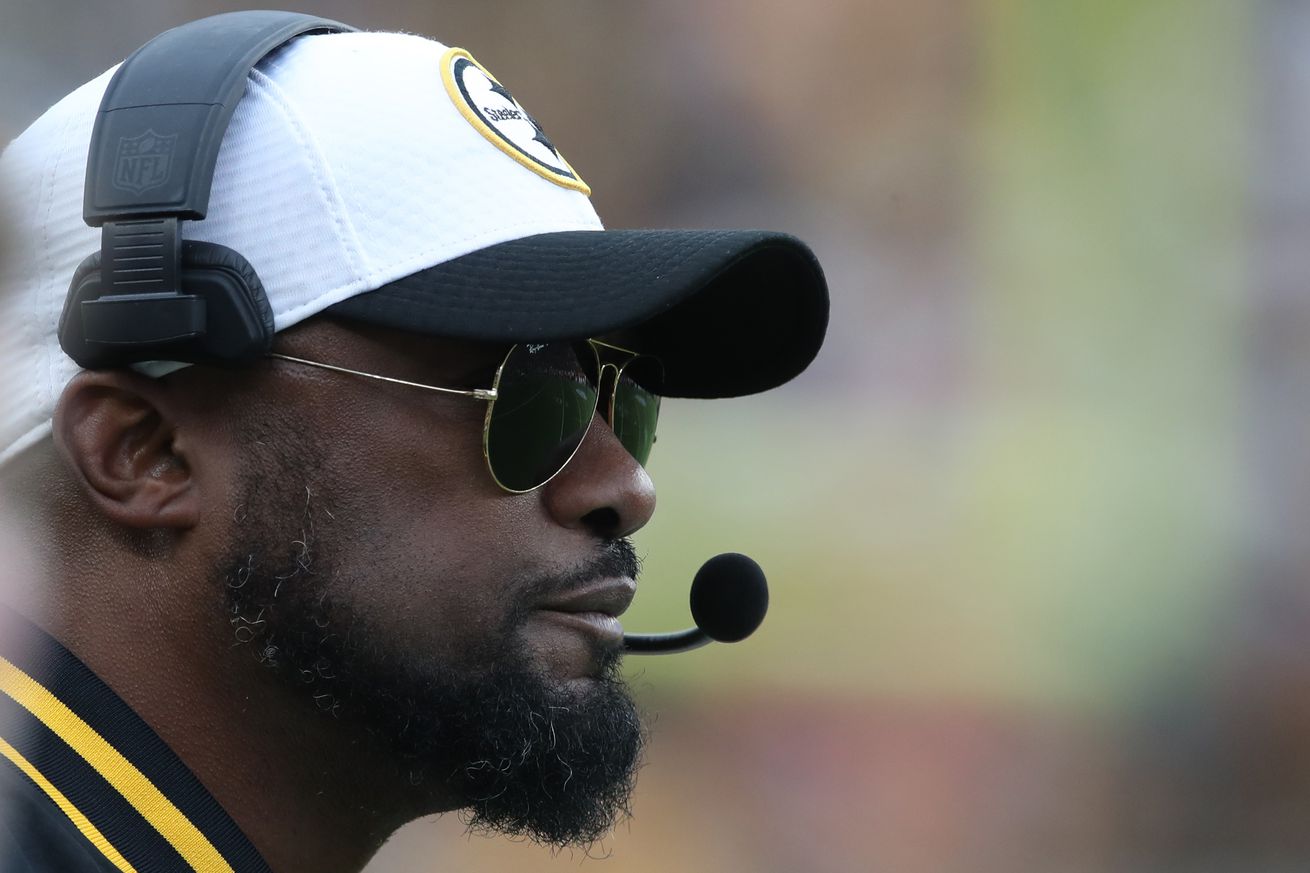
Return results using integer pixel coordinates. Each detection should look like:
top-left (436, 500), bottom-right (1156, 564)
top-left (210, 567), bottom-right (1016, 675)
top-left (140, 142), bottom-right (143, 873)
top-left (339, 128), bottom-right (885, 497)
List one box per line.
top-left (514, 539), bottom-right (642, 607)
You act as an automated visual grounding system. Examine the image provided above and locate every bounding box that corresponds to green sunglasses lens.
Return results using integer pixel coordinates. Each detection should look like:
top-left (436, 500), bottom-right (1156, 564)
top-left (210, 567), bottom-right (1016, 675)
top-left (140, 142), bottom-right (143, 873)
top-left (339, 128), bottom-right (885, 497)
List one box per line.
top-left (611, 356), bottom-right (662, 466)
top-left (485, 343), bottom-right (599, 492)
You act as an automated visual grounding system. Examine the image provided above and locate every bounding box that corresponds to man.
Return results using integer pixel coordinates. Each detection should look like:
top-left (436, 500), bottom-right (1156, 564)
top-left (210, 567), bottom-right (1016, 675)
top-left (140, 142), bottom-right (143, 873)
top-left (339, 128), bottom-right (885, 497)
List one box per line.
top-left (0, 12), bottom-right (827, 873)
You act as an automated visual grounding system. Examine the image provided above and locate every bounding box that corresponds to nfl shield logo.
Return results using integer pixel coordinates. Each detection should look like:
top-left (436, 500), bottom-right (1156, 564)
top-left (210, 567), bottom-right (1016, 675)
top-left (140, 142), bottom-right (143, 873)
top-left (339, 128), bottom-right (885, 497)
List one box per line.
top-left (113, 130), bottom-right (178, 195)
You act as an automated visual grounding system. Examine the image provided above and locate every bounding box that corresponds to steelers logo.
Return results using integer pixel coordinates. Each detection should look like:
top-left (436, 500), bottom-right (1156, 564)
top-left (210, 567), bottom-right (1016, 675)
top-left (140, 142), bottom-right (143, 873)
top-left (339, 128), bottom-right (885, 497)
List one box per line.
top-left (441, 48), bottom-right (590, 195)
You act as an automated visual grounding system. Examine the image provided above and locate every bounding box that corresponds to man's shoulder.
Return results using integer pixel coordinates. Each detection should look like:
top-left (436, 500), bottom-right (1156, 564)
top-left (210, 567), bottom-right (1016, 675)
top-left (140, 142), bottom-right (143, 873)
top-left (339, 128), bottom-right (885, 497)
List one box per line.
top-left (0, 609), bottom-right (273, 873)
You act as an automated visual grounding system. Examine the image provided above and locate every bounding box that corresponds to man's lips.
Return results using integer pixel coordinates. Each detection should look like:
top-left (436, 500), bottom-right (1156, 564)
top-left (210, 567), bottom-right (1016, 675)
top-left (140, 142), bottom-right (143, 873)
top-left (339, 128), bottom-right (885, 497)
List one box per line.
top-left (535, 577), bottom-right (637, 643)
top-left (538, 577), bottom-right (636, 617)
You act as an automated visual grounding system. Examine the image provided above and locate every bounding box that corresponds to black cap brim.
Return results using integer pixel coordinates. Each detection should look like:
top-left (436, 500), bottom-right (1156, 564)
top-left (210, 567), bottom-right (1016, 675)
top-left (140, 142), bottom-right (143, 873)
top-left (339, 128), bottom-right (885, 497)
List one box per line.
top-left (326, 229), bottom-right (829, 398)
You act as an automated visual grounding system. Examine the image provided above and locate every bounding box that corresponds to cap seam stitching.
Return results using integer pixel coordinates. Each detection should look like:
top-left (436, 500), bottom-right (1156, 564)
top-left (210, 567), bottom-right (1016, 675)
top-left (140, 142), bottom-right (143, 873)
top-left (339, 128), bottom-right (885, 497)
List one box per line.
top-left (335, 232), bottom-right (770, 315)
top-left (275, 217), bottom-right (601, 328)
top-left (243, 68), bottom-right (372, 283)
top-left (40, 105), bottom-right (80, 404)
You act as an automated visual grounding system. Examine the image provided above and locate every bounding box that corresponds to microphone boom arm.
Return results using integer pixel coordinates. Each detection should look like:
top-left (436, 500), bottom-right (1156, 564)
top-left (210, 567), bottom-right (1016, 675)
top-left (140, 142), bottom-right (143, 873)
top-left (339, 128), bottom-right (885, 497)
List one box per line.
top-left (623, 628), bottom-right (711, 655)
top-left (621, 553), bottom-right (769, 656)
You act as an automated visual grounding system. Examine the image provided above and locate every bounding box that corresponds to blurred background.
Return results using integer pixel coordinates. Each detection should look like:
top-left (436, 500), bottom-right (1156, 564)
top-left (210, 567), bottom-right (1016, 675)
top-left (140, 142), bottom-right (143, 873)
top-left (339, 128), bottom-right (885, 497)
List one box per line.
top-left (6, 0), bottom-right (1310, 870)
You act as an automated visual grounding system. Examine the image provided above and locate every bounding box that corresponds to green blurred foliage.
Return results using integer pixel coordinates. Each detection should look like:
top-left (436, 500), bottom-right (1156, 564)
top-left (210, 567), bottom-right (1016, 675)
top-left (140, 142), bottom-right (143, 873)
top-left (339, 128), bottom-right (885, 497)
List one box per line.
top-left (630, 0), bottom-right (1253, 719)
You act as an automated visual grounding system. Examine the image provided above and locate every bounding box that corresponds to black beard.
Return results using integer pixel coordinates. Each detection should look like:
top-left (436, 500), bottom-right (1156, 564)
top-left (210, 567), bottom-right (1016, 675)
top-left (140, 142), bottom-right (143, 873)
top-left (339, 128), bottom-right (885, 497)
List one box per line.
top-left (427, 639), bottom-right (644, 846)
top-left (218, 442), bottom-right (645, 848)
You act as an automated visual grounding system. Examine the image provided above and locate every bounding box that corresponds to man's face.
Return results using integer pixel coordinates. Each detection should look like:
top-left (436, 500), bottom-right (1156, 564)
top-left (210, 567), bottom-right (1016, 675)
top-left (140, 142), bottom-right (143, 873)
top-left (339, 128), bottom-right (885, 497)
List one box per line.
top-left (195, 318), bottom-right (657, 846)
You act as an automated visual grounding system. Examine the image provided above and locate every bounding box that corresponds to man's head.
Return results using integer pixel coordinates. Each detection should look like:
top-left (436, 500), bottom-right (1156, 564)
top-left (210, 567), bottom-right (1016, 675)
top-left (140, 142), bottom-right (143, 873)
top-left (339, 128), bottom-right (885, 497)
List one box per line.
top-left (83, 317), bottom-right (656, 845)
top-left (0, 12), bottom-right (826, 854)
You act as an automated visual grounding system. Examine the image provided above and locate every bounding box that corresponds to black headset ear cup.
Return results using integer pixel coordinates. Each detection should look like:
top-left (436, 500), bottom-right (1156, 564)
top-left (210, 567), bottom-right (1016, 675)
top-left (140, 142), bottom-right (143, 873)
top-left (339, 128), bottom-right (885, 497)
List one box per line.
top-left (62, 13), bottom-right (355, 371)
top-left (59, 240), bottom-right (275, 369)
top-left (66, 252), bottom-right (102, 300)
top-left (179, 239), bottom-right (276, 343)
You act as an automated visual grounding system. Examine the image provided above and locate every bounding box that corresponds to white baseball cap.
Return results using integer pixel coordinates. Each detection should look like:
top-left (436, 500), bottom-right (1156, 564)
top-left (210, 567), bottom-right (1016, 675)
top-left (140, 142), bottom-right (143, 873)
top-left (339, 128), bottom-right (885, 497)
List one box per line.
top-left (0, 16), bottom-right (828, 466)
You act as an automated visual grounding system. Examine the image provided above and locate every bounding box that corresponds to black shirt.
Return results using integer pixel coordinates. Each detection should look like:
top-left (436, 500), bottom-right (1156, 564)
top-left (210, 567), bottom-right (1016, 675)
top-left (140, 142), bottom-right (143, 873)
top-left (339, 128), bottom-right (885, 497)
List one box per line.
top-left (0, 611), bottom-right (273, 872)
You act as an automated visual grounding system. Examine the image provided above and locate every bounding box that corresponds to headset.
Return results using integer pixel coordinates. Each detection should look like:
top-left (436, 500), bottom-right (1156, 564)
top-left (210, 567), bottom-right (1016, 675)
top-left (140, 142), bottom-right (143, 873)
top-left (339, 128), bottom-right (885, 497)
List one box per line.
top-left (58, 11), bottom-right (355, 370)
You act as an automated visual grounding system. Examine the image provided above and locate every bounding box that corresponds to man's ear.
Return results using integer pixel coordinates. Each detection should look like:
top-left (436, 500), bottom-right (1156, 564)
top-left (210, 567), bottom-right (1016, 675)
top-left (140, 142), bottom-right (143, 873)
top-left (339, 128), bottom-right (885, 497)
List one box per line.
top-left (52, 370), bottom-right (200, 530)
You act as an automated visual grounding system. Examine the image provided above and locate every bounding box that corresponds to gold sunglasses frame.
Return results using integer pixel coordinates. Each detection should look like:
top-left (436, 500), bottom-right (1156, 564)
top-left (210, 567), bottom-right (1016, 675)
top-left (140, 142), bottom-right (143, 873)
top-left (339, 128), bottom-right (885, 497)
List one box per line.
top-left (267, 338), bottom-right (659, 494)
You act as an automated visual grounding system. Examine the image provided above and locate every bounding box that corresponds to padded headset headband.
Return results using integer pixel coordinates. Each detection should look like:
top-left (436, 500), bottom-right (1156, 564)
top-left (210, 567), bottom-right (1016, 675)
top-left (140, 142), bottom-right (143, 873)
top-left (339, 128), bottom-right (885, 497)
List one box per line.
top-left (58, 11), bottom-right (356, 369)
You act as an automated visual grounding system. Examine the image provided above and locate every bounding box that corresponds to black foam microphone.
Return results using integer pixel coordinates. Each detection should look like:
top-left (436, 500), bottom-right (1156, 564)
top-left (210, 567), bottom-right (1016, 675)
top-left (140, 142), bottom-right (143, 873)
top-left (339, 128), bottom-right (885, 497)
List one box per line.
top-left (623, 552), bottom-right (769, 654)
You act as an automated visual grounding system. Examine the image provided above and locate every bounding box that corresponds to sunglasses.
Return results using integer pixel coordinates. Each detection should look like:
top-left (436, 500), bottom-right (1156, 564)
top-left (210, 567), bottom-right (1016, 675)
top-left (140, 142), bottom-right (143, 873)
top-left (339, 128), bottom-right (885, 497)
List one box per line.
top-left (268, 339), bottom-right (662, 493)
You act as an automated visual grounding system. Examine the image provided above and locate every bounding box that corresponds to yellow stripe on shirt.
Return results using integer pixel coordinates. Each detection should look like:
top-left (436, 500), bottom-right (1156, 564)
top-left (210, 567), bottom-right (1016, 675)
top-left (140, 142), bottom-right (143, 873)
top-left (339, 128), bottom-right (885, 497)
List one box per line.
top-left (0, 656), bottom-right (233, 872)
top-left (0, 735), bottom-right (137, 873)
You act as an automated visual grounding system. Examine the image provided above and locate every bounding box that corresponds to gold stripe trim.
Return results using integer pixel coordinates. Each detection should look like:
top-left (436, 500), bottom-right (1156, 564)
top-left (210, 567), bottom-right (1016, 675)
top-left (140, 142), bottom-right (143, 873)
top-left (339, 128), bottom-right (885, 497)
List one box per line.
top-left (440, 47), bottom-right (592, 196)
top-left (0, 655), bottom-right (233, 872)
top-left (0, 736), bottom-right (137, 872)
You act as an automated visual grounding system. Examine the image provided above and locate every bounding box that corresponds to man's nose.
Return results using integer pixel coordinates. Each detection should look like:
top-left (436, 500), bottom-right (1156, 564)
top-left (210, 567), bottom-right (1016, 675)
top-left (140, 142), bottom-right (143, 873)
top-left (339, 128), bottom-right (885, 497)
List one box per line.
top-left (540, 413), bottom-right (656, 539)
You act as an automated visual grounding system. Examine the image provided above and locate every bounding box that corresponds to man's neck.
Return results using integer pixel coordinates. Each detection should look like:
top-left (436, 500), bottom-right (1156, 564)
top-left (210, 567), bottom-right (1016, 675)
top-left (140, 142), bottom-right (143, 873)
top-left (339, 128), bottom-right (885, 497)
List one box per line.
top-left (30, 580), bottom-right (456, 873)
